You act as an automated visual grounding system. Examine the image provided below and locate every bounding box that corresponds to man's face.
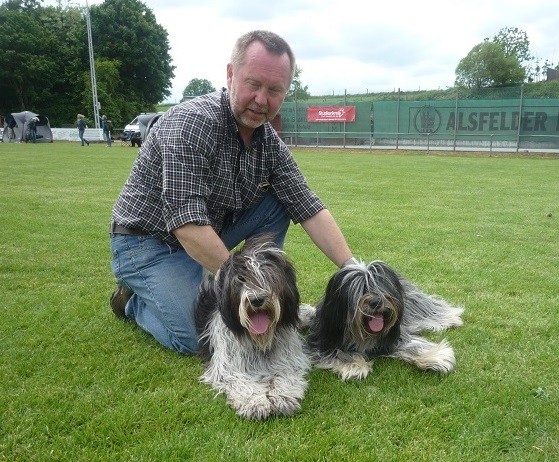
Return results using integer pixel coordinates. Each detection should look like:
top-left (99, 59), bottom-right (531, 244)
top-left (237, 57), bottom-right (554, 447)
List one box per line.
top-left (227, 41), bottom-right (291, 138)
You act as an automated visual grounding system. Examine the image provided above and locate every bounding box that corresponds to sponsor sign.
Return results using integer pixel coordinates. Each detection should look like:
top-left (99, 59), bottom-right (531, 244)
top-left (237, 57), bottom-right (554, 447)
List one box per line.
top-left (307, 106), bottom-right (356, 122)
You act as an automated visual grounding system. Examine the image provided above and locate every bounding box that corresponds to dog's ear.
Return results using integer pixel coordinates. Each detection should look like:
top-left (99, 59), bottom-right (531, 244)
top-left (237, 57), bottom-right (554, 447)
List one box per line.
top-left (216, 253), bottom-right (246, 336)
top-left (278, 258), bottom-right (300, 326)
top-left (308, 270), bottom-right (351, 352)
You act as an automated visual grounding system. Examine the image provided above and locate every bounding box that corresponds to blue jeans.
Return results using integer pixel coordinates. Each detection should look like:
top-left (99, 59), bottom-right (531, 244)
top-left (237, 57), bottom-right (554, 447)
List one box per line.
top-left (79, 130), bottom-right (88, 146)
top-left (110, 193), bottom-right (290, 354)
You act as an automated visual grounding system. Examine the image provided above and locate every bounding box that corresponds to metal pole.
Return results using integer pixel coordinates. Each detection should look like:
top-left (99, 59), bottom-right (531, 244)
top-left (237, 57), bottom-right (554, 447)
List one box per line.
top-left (343, 89), bottom-right (347, 148)
top-left (516, 84), bottom-right (524, 152)
top-left (453, 92), bottom-right (458, 151)
top-left (86, 0), bottom-right (100, 128)
top-left (294, 91), bottom-right (298, 147)
top-left (396, 88), bottom-right (400, 149)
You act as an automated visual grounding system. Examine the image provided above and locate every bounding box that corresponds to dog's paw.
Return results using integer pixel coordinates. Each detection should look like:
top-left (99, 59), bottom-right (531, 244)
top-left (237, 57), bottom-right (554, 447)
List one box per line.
top-left (268, 394), bottom-right (301, 416)
top-left (315, 354), bottom-right (372, 381)
top-left (336, 357), bottom-right (373, 381)
top-left (231, 394), bottom-right (274, 420)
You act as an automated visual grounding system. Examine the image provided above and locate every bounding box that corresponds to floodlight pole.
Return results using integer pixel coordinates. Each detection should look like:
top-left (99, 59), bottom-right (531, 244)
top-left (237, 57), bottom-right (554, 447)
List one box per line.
top-left (85, 0), bottom-right (100, 128)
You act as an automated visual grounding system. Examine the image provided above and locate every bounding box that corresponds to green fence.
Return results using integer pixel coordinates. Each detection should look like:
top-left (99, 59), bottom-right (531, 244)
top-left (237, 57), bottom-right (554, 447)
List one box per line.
top-left (279, 88), bottom-right (559, 150)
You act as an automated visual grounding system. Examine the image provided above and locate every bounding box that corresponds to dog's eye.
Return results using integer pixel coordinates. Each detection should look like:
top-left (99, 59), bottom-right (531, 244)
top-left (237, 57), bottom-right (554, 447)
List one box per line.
top-left (237, 275), bottom-right (246, 283)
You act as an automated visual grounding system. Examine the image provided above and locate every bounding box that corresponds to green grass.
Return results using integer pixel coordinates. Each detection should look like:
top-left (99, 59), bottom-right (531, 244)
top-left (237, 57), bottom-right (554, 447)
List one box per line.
top-left (1, 142), bottom-right (558, 461)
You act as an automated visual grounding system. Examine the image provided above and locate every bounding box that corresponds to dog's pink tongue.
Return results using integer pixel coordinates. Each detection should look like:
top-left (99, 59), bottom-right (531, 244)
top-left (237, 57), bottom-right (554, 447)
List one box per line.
top-left (249, 312), bottom-right (271, 334)
top-left (368, 315), bottom-right (384, 333)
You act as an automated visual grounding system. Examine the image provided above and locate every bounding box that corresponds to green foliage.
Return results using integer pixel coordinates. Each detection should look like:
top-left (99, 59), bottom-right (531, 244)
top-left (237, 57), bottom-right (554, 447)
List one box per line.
top-left (0, 0), bottom-right (174, 127)
top-left (0, 2), bottom-right (65, 112)
top-left (286, 65), bottom-right (311, 101)
top-left (491, 27), bottom-right (540, 82)
top-left (181, 78), bottom-right (216, 100)
top-left (309, 81), bottom-right (559, 103)
top-left (491, 26), bottom-right (532, 64)
top-left (0, 142), bottom-right (558, 461)
top-left (455, 41), bottom-right (525, 89)
top-left (90, 0), bottom-right (175, 111)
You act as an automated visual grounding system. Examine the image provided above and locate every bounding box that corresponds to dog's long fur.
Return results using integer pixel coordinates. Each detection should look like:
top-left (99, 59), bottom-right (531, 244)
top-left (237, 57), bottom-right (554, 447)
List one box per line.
top-left (306, 260), bottom-right (464, 381)
top-left (194, 236), bottom-right (310, 420)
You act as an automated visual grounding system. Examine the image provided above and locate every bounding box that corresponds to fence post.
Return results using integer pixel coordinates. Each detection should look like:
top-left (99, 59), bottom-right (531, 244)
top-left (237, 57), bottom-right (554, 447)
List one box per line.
top-left (396, 88), bottom-right (400, 150)
top-left (294, 93), bottom-right (298, 147)
top-left (343, 89), bottom-right (347, 148)
top-left (453, 93), bottom-right (458, 151)
top-left (516, 84), bottom-right (524, 152)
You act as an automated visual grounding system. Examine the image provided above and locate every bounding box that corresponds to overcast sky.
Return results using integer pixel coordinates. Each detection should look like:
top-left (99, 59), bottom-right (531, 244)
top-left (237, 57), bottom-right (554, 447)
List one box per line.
top-left (68, 0), bottom-right (559, 102)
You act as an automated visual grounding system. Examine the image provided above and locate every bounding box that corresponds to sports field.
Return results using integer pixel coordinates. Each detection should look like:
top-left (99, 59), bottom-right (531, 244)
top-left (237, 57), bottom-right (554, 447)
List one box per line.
top-left (1, 142), bottom-right (557, 461)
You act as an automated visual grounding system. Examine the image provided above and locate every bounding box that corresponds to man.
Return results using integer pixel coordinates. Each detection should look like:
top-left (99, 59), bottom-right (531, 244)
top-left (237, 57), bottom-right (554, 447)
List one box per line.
top-left (109, 30), bottom-right (355, 354)
top-left (101, 115), bottom-right (112, 147)
top-left (28, 116), bottom-right (38, 143)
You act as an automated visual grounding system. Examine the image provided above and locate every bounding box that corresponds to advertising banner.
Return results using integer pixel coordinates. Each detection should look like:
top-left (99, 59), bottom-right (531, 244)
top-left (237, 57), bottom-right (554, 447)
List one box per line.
top-left (307, 106), bottom-right (356, 122)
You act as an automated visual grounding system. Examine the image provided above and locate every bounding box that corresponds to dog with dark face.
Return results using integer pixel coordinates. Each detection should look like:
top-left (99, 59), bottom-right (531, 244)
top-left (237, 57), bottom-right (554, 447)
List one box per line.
top-left (194, 236), bottom-right (310, 420)
top-left (305, 260), bottom-right (463, 381)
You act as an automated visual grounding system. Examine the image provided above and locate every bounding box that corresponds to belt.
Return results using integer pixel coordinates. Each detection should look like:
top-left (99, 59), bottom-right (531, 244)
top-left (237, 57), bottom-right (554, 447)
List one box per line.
top-left (110, 222), bottom-right (150, 236)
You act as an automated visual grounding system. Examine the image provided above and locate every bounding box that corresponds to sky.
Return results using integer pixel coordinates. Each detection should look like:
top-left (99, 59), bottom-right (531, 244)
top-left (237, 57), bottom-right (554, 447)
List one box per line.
top-left (57, 0), bottom-right (559, 102)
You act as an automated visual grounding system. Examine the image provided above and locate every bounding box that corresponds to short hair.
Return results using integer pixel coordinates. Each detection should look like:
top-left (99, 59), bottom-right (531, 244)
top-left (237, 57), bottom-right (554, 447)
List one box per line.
top-left (230, 30), bottom-right (296, 84)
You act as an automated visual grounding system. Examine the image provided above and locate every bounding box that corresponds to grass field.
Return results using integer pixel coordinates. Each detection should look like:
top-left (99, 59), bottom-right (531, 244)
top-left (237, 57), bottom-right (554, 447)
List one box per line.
top-left (1, 141), bottom-right (557, 461)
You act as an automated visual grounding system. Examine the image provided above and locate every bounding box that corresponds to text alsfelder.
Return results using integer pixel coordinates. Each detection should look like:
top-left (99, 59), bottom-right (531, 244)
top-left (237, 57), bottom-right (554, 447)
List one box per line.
top-left (445, 111), bottom-right (559, 132)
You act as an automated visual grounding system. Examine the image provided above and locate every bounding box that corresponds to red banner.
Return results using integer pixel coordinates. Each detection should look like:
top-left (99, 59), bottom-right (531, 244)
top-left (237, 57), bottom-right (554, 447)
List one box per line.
top-left (307, 106), bottom-right (356, 122)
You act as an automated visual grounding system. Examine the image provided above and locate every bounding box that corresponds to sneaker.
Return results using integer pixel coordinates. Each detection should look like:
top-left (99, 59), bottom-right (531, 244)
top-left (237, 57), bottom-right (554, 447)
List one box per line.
top-left (110, 284), bottom-right (132, 319)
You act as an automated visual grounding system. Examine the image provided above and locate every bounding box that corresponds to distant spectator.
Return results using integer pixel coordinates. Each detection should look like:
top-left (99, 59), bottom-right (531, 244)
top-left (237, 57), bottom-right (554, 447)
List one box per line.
top-left (28, 117), bottom-right (38, 143)
top-left (101, 115), bottom-right (112, 147)
top-left (77, 114), bottom-right (90, 146)
top-left (7, 115), bottom-right (17, 142)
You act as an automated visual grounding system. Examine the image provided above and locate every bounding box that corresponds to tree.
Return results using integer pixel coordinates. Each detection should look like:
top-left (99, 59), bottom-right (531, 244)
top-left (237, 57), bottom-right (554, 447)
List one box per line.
top-left (455, 41), bottom-right (525, 89)
top-left (88, 0), bottom-right (175, 116)
top-left (491, 27), bottom-right (535, 82)
top-left (0, 0), bottom-right (176, 126)
top-left (182, 79), bottom-right (216, 100)
top-left (286, 66), bottom-right (310, 101)
top-left (0, 1), bottom-right (64, 114)
top-left (491, 27), bottom-right (532, 65)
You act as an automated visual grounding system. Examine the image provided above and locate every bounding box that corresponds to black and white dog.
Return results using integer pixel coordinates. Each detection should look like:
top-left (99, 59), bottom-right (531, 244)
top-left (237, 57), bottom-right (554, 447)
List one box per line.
top-left (306, 260), bottom-right (464, 381)
top-left (194, 236), bottom-right (310, 420)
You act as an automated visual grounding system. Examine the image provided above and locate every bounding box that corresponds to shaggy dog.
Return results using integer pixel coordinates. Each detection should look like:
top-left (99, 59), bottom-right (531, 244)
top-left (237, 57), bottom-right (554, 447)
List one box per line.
top-left (194, 236), bottom-right (310, 420)
top-left (306, 260), bottom-right (463, 380)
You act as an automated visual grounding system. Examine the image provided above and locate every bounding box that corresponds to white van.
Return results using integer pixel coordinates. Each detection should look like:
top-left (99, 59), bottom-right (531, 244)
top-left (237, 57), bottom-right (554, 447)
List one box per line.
top-left (122, 112), bottom-right (164, 147)
top-left (122, 116), bottom-right (143, 147)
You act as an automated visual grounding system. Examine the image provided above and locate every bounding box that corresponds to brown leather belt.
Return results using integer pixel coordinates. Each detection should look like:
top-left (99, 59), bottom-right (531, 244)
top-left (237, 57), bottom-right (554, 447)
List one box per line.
top-left (110, 222), bottom-right (149, 236)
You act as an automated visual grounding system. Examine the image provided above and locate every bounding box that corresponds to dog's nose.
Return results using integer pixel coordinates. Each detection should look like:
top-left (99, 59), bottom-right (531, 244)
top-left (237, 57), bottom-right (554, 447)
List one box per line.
top-left (249, 295), bottom-right (266, 307)
top-left (368, 297), bottom-right (383, 310)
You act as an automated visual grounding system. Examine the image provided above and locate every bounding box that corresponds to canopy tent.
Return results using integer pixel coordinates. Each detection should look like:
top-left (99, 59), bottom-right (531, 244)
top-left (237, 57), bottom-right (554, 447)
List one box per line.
top-left (2, 111), bottom-right (53, 143)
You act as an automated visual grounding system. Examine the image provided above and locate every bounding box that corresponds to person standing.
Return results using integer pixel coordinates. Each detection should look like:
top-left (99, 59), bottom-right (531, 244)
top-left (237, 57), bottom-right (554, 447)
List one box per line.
top-left (6, 115), bottom-right (17, 142)
top-left (101, 115), bottom-right (112, 147)
top-left (77, 114), bottom-right (89, 146)
top-left (28, 116), bottom-right (38, 143)
top-left (109, 30), bottom-right (355, 354)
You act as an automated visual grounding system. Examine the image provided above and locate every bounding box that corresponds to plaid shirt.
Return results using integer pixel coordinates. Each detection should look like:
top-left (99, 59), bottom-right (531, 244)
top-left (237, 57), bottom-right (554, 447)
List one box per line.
top-left (112, 89), bottom-right (325, 246)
